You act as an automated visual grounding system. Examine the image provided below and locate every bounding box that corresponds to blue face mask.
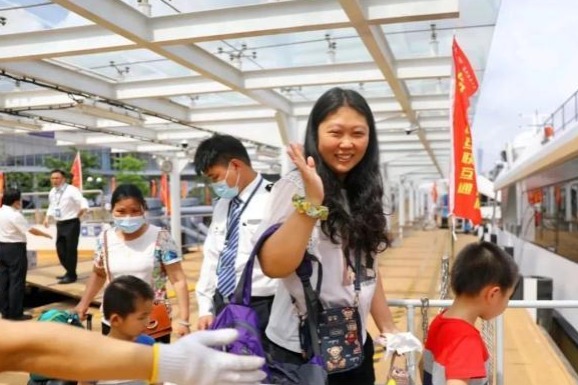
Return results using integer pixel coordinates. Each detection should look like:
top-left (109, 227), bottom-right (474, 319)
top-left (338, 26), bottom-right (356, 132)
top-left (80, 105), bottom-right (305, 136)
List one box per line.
top-left (211, 164), bottom-right (240, 199)
top-left (113, 215), bottom-right (146, 234)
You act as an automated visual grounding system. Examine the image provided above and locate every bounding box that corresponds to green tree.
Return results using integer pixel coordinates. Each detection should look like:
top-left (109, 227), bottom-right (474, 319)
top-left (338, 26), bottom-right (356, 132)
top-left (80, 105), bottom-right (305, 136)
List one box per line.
top-left (4, 172), bottom-right (33, 191)
top-left (114, 154), bottom-right (149, 195)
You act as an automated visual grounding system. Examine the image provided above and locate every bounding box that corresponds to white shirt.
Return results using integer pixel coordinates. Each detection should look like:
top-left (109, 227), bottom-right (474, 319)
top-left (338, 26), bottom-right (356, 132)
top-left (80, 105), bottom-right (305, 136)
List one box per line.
top-left (94, 224), bottom-right (182, 322)
top-left (196, 174), bottom-right (278, 317)
top-left (94, 225), bottom-right (181, 287)
top-left (47, 183), bottom-right (88, 221)
top-left (254, 171), bottom-right (377, 353)
top-left (0, 205), bottom-right (29, 243)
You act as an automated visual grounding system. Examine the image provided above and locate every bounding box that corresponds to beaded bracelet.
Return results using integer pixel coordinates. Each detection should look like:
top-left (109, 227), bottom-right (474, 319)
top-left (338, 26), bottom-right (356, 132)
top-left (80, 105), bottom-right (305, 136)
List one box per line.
top-left (292, 194), bottom-right (329, 221)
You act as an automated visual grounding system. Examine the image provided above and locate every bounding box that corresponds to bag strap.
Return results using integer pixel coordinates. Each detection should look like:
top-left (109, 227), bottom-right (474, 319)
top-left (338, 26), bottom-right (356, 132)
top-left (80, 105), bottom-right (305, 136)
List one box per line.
top-left (103, 227), bottom-right (165, 286)
top-left (296, 253), bottom-right (323, 360)
top-left (232, 223), bottom-right (282, 306)
top-left (102, 229), bottom-right (110, 280)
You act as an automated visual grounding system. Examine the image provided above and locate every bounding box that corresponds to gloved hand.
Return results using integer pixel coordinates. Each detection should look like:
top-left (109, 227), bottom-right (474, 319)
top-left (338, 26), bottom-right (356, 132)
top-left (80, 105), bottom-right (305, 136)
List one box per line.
top-left (375, 332), bottom-right (423, 358)
top-left (156, 328), bottom-right (267, 385)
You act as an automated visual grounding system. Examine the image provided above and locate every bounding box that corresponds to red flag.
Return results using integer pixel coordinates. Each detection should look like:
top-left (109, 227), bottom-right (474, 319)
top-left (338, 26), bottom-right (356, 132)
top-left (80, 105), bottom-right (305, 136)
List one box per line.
top-left (160, 173), bottom-right (171, 215)
top-left (70, 152), bottom-right (83, 191)
top-left (450, 38), bottom-right (482, 225)
top-left (431, 182), bottom-right (438, 204)
top-left (0, 172), bottom-right (4, 204)
top-left (150, 179), bottom-right (157, 198)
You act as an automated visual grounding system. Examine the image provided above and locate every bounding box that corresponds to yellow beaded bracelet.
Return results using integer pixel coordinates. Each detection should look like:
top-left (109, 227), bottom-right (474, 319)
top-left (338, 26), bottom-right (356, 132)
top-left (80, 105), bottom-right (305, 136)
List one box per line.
top-left (292, 194), bottom-right (329, 221)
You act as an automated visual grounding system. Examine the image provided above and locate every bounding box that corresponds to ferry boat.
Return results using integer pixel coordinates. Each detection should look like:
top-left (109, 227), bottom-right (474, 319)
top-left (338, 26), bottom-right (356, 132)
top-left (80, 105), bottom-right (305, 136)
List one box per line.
top-left (494, 88), bottom-right (578, 373)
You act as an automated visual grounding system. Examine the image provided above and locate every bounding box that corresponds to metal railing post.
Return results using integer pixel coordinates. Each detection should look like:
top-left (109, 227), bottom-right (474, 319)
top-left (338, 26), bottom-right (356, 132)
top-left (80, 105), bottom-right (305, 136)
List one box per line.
top-left (406, 304), bottom-right (416, 384)
top-left (495, 314), bottom-right (505, 385)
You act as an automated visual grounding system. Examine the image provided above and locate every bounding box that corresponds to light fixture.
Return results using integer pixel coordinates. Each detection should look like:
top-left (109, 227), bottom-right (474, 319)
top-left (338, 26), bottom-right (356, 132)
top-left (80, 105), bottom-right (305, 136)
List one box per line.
top-left (325, 33), bottom-right (337, 64)
top-left (429, 24), bottom-right (439, 57)
top-left (137, 0), bottom-right (152, 16)
top-left (189, 95), bottom-right (199, 108)
top-left (217, 43), bottom-right (257, 70)
top-left (109, 61), bottom-right (130, 79)
top-left (0, 115), bottom-right (42, 131)
top-left (76, 99), bottom-right (145, 126)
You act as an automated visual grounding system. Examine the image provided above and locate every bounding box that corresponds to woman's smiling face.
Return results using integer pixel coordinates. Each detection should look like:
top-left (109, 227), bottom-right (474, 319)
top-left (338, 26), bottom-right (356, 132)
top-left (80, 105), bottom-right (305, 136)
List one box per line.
top-left (317, 106), bottom-right (369, 180)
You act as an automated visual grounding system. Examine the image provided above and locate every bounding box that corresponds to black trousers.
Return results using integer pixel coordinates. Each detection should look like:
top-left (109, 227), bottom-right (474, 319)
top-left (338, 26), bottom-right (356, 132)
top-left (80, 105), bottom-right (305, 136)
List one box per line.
top-left (266, 332), bottom-right (376, 385)
top-left (56, 218), bottom-right (80, 279)
top-left (0, 242), bottom-right (28, 319)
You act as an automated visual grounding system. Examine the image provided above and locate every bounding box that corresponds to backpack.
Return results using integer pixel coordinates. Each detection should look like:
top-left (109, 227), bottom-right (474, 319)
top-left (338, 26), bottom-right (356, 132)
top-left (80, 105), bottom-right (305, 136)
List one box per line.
top-left (28, 310), bottom-right (88, 385)
top-left (209, 225), bottom-right (281, 372)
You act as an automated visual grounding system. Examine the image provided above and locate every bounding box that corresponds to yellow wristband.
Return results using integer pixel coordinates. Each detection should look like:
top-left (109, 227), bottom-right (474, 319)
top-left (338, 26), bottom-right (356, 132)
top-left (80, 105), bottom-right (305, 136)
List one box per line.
top-left (149, 343), bottom-right (160, 383)
top-left (292, 194), bottom-right (329, 221)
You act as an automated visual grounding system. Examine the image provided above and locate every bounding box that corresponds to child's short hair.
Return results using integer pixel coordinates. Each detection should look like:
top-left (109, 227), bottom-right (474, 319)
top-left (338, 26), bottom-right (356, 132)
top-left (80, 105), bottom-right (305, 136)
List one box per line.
top-left (103, 275), bottom-right (154, 320)
top-left (451, 241), bottom-right (519, 296)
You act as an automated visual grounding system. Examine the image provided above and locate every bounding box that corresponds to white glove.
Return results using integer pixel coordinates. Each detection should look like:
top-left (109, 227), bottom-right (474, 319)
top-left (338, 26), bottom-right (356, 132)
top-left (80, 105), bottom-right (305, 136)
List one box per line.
top-left (157, 329), bottom-right (266, 385)
top-left (375, 332), bottom-right (423, 358)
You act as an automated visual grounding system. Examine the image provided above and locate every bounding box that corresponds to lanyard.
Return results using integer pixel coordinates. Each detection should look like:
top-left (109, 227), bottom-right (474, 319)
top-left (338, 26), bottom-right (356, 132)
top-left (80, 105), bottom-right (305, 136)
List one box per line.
top-left (55, 184), bottom-right (68, 206)
top-left (225, 176), bottom-right (263, 242)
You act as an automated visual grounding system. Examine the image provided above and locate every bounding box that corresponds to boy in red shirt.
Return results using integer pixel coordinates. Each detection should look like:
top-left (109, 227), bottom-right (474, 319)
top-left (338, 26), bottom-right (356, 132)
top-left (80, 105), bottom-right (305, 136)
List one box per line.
top-left (423, 242), bottom-right (518, 385)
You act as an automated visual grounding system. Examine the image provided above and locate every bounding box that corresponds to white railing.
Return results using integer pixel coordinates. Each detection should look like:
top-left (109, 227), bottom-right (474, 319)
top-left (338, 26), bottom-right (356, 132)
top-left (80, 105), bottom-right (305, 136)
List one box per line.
top-left (387, 299), bottom-right (578, 385)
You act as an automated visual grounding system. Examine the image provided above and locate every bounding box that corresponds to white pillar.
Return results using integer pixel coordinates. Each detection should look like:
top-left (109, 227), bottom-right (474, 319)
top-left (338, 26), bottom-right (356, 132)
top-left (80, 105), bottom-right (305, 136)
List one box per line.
top-left (382, 164), bottom-right (392, 231)
top-left (415, 189), bottom-right (423, 218)
top-left (169, 157), bottom-right (189, 251)
top-left (408, 184), bottom-right (415, 224)
top-left (399, 183), bottom-right (406, 228)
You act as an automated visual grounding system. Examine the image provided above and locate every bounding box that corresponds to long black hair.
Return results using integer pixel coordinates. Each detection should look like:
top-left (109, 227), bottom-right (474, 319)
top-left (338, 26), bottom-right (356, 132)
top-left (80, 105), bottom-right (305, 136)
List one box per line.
top-left (304, 87), bottom-right (390, 267)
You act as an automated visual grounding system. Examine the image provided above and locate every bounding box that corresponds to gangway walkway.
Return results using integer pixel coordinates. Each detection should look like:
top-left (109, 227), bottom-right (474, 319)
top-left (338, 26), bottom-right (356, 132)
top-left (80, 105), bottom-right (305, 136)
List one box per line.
top-left (1, 228), bottom-right (575, 384)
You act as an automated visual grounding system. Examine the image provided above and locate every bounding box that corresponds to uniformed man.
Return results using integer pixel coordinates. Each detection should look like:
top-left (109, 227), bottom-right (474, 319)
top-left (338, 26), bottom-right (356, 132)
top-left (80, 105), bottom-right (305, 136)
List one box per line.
top-left (0, 188), bottom-right (52, 320)
top-left (43, 169), bottom-right (88, 284)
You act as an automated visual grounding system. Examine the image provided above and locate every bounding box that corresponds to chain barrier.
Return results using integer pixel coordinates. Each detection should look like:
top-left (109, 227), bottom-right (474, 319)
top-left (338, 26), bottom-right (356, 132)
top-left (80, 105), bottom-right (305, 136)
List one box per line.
top-left (420, 297), bottom-right (430, 344)
top-left (482, 318), bottom-right (496, 385)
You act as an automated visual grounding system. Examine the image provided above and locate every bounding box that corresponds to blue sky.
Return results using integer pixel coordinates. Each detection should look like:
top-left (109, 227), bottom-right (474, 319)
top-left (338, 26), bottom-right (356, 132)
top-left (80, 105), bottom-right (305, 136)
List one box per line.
top-left (472, 0), bottom-right (578, 172)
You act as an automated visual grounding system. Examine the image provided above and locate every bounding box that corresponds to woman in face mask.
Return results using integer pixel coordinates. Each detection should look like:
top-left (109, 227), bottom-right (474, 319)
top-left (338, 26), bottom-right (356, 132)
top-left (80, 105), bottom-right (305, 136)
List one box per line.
top-left (74, 184), bottom-right (190, 342)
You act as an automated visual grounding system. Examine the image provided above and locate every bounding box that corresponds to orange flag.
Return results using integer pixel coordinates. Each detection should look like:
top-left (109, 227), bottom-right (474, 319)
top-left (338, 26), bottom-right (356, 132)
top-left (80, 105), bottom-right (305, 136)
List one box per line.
top-left (70, 152), bottom-right (83, 191)
top-left (450, 38), bottom-right (482, 225)
top-left (150, 179), bottom-right (157, 198)
top-left (0, 171), bottom-right (4, 204)
top-left (160, 173), bottom-right (171, 215)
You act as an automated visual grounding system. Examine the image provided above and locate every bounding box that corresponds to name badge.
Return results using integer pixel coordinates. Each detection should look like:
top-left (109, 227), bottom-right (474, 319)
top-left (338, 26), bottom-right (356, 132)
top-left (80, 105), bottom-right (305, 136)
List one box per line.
top-left (54, 208), bottom-right (62, 219)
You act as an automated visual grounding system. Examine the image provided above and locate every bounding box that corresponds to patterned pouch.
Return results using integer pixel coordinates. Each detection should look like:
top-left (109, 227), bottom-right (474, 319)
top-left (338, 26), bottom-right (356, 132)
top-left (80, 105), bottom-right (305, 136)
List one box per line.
top-left (318, 305), bottom-right (364, 373)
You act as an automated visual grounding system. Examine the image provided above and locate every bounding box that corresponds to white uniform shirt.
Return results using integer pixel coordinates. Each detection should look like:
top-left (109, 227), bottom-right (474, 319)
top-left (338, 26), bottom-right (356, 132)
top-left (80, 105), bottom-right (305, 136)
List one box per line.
top-left (254, 171), bottom-right (377, 353)
top-left (47, 183), bottom-right (88, 221)
top-left (0, 205), bottom-right (29, 243)
top-left (196, 174), bottom-right (278, 317)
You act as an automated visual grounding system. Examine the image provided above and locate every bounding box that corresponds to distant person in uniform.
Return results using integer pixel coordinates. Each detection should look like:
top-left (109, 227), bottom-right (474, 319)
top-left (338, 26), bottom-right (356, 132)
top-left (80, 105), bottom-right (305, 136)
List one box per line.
top-left (44, 169), bottom-right (88, 284)
top-left (0, 188), bottom-right (52, 320)
top-left (194, 134), bottom-right (277, 339)
top-left (422, 242), bottom-right (518, 385)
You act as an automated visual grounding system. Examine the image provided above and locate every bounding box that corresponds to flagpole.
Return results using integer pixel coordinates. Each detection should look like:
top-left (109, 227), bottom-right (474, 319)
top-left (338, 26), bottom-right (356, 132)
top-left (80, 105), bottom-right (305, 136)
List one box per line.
top-left (448, 32), bottom-right (457, 262)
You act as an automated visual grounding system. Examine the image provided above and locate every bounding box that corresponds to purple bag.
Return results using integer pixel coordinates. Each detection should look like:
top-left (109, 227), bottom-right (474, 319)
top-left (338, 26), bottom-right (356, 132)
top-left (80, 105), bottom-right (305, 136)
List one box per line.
top-left (209, 224), bottom-right (281, 366)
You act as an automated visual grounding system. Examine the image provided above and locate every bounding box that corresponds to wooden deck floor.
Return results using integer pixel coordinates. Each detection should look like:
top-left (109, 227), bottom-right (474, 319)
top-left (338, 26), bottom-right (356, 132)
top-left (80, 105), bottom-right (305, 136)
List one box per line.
top-left (1, 228), bottom-right (576, 384)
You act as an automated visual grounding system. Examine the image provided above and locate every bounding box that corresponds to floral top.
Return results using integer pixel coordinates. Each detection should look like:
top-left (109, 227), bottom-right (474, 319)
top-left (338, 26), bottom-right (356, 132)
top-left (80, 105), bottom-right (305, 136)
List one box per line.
top-left (94, 225), bottom-right (182, 306)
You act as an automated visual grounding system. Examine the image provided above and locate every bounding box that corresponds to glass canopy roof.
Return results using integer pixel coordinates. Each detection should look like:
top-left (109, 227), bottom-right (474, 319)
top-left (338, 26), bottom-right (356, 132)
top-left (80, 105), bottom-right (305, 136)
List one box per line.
top-left (0, 0), bottom-right (501, 181)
